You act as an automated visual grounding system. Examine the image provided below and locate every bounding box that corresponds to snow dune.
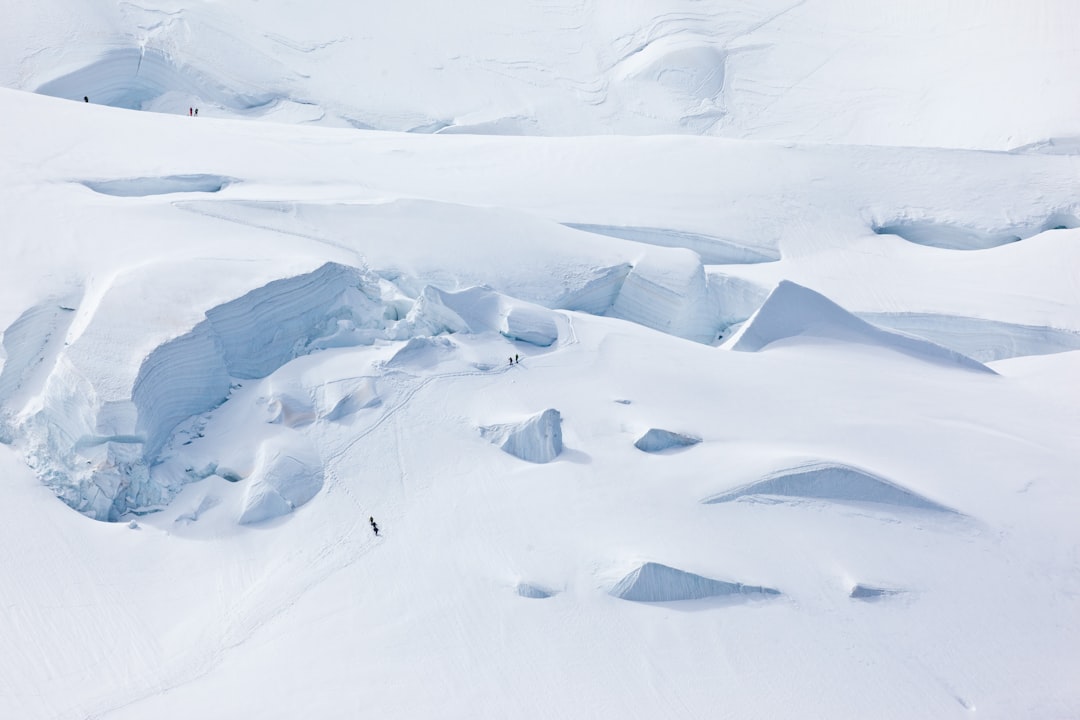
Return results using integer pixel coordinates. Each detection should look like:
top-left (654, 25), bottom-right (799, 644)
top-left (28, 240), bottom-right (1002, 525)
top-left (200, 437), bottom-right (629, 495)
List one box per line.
top-left (706, 462), bottom-right (959, 515)
top-left (0, 3), bottom-right (1078, 715)
top-left (611, 562), bottom-right (781, 603)
top-left (634, 428), bottom-right (701, 453)
top-left (730, 281), bottom-right (994, 373)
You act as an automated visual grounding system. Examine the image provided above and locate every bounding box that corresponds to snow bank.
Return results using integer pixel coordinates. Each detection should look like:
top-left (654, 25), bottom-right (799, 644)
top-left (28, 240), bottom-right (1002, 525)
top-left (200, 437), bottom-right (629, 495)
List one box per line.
top-left (610, 562), bottom-right (780, 603)
top-left (705, 462), bottom-right (958, 514)
top-left (730, 281), bottom-right (994, 373)
top-left (315, 377), bottom-right (380, 421)
top-left (237, 437), bottom-right (324, 524)
top-left (634, 429), bottom-right (701, 453)
top-left (481, 409), bottom-right (563, 464)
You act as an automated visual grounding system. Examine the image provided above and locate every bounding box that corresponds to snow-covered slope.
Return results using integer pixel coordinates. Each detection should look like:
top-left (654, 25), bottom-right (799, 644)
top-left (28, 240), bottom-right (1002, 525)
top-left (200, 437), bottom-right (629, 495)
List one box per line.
top-left (1, 3), bottom-right (1079, 719)
top-left (4, 0), bottom-right (1080, 148)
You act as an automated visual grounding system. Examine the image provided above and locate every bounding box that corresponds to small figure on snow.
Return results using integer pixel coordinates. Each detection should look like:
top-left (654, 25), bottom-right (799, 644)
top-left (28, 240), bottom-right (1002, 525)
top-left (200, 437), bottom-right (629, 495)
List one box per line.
top-left (509, 357), bottom-right (513, 366)
top-left (84, 96), bottom-right (89, 103)
top-left (194, 108), bottom-right (198, 116)
top-left (515, 354), bottom-right (519, 364)
top-left (189, 107), bottom-right (193, 116)
top-left (370, 516), bottom-right (380, 536)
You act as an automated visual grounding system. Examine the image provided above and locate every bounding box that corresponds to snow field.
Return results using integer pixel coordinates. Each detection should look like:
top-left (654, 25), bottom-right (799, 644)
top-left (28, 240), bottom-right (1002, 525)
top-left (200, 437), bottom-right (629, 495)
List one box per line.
top-left (0, 15), bottom-right (1077, 716)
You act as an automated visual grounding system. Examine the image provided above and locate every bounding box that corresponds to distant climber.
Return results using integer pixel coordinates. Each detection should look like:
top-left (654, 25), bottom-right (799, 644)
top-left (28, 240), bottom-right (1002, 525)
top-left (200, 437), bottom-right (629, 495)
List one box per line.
top-left (83, 96), bottom-right (88, 103)
top-left (189, 107), bottom-right (193, 116)
top-left (509, 356), bottom-right (513, 366)
top-left (370, 516), bottom-right (379, 536)
top-left (515, 354), bottom-right (520, 364)
top-left (194, 108), bottom-right (198, 116)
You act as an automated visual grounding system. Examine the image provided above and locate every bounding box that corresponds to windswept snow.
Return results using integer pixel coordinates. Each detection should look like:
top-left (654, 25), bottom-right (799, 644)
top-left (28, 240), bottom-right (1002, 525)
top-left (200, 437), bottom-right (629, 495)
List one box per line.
top-left (1, 3), bottom-right (1079, 718)
top-left (706, 462), bottom-right (959, 515)
top-left (237, 437), bottom-right (323, 524)
top-left (730, 281), bottom-right (994, 373)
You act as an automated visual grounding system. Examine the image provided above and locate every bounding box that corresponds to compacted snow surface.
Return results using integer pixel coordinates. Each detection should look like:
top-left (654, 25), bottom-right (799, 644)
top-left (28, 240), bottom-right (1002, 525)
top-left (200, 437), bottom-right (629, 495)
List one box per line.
top-left (1, 2), bottom-right (1079, 718)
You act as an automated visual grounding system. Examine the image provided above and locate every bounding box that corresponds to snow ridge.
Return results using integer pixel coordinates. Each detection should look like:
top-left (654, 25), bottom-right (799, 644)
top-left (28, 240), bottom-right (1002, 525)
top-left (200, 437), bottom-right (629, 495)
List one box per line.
top-left (611, 562), bottom-right (780, 603)
top-left (730, 281), bottom-right (994, 373)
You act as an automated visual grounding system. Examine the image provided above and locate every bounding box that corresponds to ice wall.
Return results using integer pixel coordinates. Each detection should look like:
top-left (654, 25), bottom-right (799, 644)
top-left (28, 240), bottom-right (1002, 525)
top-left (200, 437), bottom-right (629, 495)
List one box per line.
top-left (17, 262), bottom-right (394, 520)
top-left (608, 250), bottom-right (718, 344)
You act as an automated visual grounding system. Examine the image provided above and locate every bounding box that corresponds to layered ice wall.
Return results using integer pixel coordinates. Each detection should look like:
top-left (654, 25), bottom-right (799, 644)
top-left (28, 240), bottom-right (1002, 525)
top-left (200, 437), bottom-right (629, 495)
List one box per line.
top-left (16, 262), bottom-right (395, 520)
top-left (4, 248), bottom-right (756, 519)
top-left (609, 249), bottom-right (718, 344)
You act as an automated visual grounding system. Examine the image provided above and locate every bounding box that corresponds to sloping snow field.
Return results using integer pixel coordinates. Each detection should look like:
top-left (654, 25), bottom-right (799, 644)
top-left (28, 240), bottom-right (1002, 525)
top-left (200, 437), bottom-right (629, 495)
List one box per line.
top-left (1, 2), bottom-right (1079, 718)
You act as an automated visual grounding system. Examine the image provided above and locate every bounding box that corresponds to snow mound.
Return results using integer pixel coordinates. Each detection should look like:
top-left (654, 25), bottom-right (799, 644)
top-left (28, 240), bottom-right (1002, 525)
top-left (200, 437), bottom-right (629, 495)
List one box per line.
top-left (609, 249), bottom-right (717, 344)
top-left (609, 36), bottom-right (727, 133)
top-left (263, 386), bottom-right (316, 429)
top-left (237, 437), bottom-right (323, 524)
top-left (384, 336), bottom-right (457, 371)
top-left (481, 409), bottom-right (563, 464)
top-left (850, 584), bottom-right (902, 601)
top-left (730, 281), bottom-right (993, 373)
top-left (516, 583), bottom-right (555, 599)
top-left (873, 212), bottom-right (1079, 250)
top-left (315, 377), bottom-right (380, 421)
top-left (705, 462), bottom-right (958, 514)
top-left (857, 312), bottom-right (1080, 362)
top-left (610, 562), bottom-right (780, 603)
top-left (81, 174), bottom-right (233, 197)
top-left (565, 224), bottom-right (778, 265)
top-left (634, 429), bottom-right (701, 453)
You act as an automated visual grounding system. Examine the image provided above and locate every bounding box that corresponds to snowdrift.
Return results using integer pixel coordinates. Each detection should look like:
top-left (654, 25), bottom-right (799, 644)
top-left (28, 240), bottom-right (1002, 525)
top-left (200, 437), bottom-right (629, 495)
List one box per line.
top-left (237, 437), bottom-right (323, 524)
top-left (706, 462), bottom-right (958, 514)
top-left (611, 562), bottom-right (780, 603)
top-left (634, 429), bottom-right (701, 453)
top-left (730, 281), bottom-right (994, 373)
